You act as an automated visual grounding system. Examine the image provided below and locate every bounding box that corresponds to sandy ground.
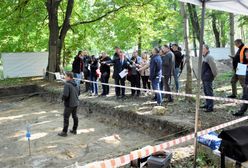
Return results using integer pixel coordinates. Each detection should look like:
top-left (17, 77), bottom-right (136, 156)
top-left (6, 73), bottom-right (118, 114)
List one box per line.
top-left (0, 96), bottom-right (195, 168)
top-left (0, 96), bottom-right (157, 168)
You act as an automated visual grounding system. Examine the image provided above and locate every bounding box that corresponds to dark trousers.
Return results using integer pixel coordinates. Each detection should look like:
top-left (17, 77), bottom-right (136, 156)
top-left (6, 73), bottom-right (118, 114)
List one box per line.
top-left (101, 72), bottom-right (110, 95)
top-left (130, 74), bottom-right (141, 96)
top-left (63, 106), bottom-right (78, 133)
top-left (231, 73), bottom-right (245, 96)
top-left (239, 85), bottom-right (248, 113)
top-left (141, 76), bottom-right (151, 90)
top-left (163, 75), bottom-right (172, 100)
top-left (115, 78), bottom-right (126, 96)
top-left (84, 71), bottom-right (90, 92)
top-left (202, 81), bottom-right (214, 110)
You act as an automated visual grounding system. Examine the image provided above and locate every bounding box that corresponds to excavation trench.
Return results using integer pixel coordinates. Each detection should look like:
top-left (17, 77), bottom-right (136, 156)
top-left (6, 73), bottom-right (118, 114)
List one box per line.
top-left (0, 84), bottom-right (193, 168)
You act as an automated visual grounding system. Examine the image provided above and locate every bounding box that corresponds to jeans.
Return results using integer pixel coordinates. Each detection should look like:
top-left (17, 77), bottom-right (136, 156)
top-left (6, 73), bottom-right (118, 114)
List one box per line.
top-left (152, 78), bottom-right (162, 105)
top-left (174, 68), bottom-right (180, 92)
top-left (202, 81), bottom-right (214, 110)
top-left (83, 70), bottom-right (90, 92)
top-left (90, 75), bottom-right (98, 95)
top-left (101, 72), bottom-right (110, 95)
top-left (115, 78), bottom-right (126, 97)
top-left (74, 73), bottom-right (81, 88)
top-left (62, 106), bottom-right (78, 133)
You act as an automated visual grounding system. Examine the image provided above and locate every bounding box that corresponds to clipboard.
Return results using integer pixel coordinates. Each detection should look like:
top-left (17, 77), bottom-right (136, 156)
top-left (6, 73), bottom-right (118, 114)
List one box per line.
top-left (119, 69), bottom-right (128, 78)
top-left (236, 63), bottom-right (247, 76)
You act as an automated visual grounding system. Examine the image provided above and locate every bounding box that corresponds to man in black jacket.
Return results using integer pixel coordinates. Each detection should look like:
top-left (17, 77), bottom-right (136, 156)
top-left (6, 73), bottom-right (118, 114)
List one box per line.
top-left (100, 52), bottom-right (112, 96)
top-left (58, 72), bottom-right (79, 137)
top-left (233, 49), bottom-right (248, 116)
top-left (171, 44), bottom-right (183, 92)
top-left (72, 51), bottom-right (83, 87)
top-left (228, 39), bottom-right (246, 98)
top-left (161, 45), bottom-right (175, 102)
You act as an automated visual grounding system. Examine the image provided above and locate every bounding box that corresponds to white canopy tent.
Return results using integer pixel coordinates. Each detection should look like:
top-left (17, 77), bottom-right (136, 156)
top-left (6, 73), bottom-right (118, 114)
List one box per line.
top-left (180, 0), bottom-right (248, 15)
top-left (178, 0), bottom-right (248, 167)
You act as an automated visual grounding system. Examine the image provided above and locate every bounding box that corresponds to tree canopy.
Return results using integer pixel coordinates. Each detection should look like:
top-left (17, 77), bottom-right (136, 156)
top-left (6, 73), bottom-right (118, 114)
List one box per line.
top-left (0, 0), bottom-right (247, 65)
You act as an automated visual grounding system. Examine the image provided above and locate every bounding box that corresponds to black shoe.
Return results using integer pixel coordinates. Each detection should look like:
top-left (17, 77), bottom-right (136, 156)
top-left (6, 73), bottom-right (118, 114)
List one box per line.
top-left (204, 109), bottom-right (213, 112)
top-left (58, 132), bottom-right (67, 137)
top-left (232, 111), bottom-right (244, 117)
top-left (200, 105), bottom-right (207, 109)
top-left (69, 130), bottom-right (77, 135)
top-left (228, 95), bottom-right (236, 99)
top-left (101, 93), bottom-right (106, 97)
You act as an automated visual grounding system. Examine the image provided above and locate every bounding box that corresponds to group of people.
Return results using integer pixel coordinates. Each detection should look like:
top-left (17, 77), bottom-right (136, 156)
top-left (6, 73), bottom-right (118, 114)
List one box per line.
top-left (71, 44), bottom-right (184, 106)
top-left (57, 39), bottom-right (248, 137)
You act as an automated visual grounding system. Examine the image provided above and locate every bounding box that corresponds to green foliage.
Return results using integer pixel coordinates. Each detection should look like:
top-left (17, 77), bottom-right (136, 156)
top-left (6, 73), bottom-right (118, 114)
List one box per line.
top-left (1, 0), bottom-right (246, 67)
top-left (0, 0), bottom-right (184, 58)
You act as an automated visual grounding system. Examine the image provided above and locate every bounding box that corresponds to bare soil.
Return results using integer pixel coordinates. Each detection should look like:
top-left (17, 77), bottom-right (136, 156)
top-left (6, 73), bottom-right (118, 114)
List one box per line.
top-left (0, 95), bottom-right (194, 168)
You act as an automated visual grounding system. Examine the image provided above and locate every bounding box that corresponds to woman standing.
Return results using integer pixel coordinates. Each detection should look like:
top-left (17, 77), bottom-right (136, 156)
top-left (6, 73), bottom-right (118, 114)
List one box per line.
top-left (139, 52), bottom-right (151, 94)
top-left (90, 55), bottom-right (99, 96)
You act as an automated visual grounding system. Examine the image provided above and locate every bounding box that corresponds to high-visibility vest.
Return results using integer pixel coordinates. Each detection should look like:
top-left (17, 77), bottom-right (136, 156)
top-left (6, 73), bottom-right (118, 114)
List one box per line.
top-left (239, 46), bottom-right (248, 64)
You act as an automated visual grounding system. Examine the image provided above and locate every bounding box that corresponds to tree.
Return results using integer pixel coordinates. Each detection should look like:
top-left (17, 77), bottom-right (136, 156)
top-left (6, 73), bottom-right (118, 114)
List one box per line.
top-left (211, 12), bottom-right (221, 48)
top-left (180, 2), bottom-right (192, 96)
top-left (45, 0), bottom-right (134, 80)
top-left (187, 4), bottom-right (200, 43)
top-left (229, 13), bottom-right (235, 56)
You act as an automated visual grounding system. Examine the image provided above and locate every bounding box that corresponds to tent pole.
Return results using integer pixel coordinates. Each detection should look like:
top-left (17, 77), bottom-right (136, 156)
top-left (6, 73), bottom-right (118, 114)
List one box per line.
top-left (193, 0), bottom-right (206, 167)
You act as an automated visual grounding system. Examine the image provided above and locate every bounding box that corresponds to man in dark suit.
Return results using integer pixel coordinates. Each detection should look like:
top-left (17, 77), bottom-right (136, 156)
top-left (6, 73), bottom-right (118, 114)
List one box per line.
top-left (104, 51), bottom-right (129, 99)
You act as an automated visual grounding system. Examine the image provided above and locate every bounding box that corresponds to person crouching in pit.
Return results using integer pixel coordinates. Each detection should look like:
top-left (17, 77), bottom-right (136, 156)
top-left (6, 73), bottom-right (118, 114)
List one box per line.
top-left (58, 72), bottom-right (79, 137)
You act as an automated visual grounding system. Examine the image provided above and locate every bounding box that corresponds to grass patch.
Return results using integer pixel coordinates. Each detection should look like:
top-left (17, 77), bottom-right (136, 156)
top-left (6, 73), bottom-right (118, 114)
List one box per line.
top-left (216, 71), bottom-right (233, 82)
top-left (0, 77), bottom-right (36, 88)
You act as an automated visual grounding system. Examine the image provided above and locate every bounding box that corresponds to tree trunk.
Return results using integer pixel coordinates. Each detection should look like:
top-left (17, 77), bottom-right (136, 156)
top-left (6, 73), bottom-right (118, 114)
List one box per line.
top-left (46, 0), bottom-right (74, 80)
top-left (46, 0), bottom-right (60, 80)
top-left (220, 19), bottom-right (226, 47)
top-left (241, 25), bottom-right (245, 43)
top-left (211, 13), bottom-right (221, 48)
top-left (181, 2), bottom-right (192, 97)
top-left (193, 31), bottom-right (198, 57)
top-left (188, 4), bottom-right (200, 42)
top-left (229, 13), bottom-right (235, 56)
top-left (138, 31), bottom-right (142, 56)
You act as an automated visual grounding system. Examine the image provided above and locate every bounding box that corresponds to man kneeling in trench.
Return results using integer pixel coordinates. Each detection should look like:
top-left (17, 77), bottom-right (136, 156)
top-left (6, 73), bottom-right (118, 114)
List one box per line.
top-left (58, 72), bottom-right (79, 137)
